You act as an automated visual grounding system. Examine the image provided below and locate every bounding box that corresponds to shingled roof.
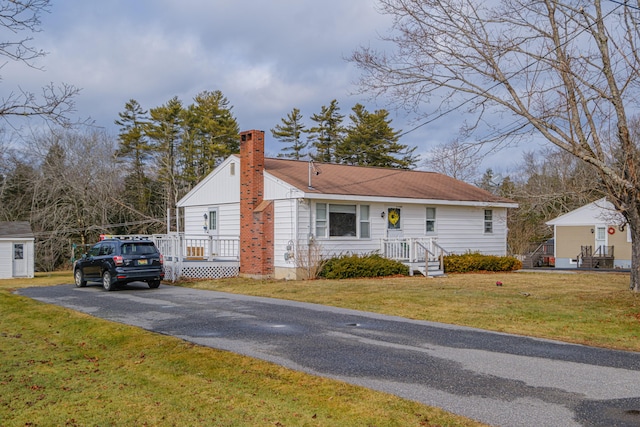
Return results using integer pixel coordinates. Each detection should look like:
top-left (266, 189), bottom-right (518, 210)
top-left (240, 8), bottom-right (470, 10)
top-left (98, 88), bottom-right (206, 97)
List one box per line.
top-left (264, 158), bottom-right (515, 205)
top-left (0, 221), bottom-right (34, 239)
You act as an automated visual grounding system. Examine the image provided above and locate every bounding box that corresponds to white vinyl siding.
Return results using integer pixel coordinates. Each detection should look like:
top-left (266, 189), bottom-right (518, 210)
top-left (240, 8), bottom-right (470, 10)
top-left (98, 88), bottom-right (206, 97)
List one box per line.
top-left (177, 157), bottom-right (240, 207)
top-left (0, 242), bottom-right (11, 279)
top-left (183, 204), bottom-right (240, 237)
top-left (273, 198), bottom-right (299, 270)
top-left (435, 206), bottom-right (507, 255)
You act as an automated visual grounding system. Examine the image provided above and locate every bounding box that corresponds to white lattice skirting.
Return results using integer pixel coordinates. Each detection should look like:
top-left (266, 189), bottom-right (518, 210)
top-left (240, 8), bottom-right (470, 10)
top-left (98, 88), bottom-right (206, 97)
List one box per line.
top-left (181, 264), bottom-right (239, 279)
top-left (163, 261), bottom-right (239, 281)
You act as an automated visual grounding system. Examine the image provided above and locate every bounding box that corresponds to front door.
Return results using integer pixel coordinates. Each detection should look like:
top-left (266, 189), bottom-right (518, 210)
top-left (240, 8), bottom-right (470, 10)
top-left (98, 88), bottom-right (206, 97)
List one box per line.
top-left (386, 207), bottom-right (403, 239)
top-left (595, 226), bottom-right (607, 254)
top-left (12, 243), bottom-right (28, 277)
top-left (207, 208), bottom-right (219, 257)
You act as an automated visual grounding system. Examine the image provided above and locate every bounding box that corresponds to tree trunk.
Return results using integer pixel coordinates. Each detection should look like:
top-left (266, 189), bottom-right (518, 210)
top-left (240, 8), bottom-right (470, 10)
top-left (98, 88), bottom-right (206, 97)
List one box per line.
top-left (629, 219), bottom-right (640, 292)
top-left (620, 193), bottom-right (640, 291)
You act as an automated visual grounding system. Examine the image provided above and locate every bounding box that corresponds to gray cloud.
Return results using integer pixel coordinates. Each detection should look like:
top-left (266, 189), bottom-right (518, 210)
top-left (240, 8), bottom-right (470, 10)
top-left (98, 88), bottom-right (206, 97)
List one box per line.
top-left (4, 0), bottom-right (508, 170)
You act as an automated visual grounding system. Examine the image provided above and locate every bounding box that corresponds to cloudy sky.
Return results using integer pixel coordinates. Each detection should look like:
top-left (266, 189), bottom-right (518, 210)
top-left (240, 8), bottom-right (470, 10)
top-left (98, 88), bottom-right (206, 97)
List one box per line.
top-left (4, 0), bottom-right (519, 172)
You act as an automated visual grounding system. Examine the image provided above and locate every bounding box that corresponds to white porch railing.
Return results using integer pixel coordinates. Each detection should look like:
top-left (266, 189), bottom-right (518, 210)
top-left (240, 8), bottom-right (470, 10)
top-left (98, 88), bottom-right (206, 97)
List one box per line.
top-left (381, 237), bottom-right (448, 276)
top-left (152, 233), bottom-right (240, 281)
top-left (153, 233), bottom-right (239, 261)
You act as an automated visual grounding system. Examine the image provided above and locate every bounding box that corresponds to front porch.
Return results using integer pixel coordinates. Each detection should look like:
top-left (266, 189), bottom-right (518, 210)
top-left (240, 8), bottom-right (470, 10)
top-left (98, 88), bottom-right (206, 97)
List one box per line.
top-left (151, 233), bottom-right (446, 281)
top-left (577, 245), bottom-right (615, 269)
top-left (380, 237), bottom-right (447, 277)
top-left (152, 233), bottom-right (240, 281)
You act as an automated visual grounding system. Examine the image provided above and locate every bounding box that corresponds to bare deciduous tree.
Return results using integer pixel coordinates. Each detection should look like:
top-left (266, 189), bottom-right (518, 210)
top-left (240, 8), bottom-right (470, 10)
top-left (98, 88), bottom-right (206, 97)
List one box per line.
top-left (422, 139), bottom-right (482, 182)
top-left (504, 147), bottom-right (601, 254)
top-left (351, 0), bottom-right (640, 290)
top-left (26, 129), bottom-right (127, 270)
top-left (0, 0), bottom-right (79, 126)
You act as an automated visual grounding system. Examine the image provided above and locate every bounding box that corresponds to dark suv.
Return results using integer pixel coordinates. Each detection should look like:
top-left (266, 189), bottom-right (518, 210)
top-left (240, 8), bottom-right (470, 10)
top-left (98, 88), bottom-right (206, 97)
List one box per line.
top-left (74, 238), bottom-right (164, 291)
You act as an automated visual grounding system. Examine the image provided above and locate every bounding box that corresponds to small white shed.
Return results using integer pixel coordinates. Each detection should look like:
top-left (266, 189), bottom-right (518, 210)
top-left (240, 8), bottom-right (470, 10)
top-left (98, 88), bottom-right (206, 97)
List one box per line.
top-left (0, 221), bottom-right (35, 279)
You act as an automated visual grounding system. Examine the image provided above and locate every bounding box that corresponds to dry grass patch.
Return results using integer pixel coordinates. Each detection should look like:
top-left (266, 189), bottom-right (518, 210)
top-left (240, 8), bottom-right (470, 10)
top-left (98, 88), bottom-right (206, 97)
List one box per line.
top-left (0, 271), bottom-right (73, 291)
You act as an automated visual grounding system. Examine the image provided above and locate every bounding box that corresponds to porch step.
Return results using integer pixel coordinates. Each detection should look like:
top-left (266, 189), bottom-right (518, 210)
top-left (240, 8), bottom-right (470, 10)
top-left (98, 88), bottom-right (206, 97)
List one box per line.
top-left (579, 256), bottom-right (614, 269)
top-left (406, 261), bottom-right (445, 277)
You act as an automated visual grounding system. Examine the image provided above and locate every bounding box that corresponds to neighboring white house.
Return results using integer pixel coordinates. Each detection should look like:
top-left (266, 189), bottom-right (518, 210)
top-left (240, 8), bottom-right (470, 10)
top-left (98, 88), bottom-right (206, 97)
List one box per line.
top-left (546, 198), bottom-right (631, 269)
top-left (175, 130), bottom-right (518, 279)
top-left (0, 221), bottom-right (35, 279)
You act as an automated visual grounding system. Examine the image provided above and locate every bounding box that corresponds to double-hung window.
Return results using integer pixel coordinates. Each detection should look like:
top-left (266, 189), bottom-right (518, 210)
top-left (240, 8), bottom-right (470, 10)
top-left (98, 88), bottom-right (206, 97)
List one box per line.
top-left (316, 203), bottom-right (327, 237)
top-left (426, 207), bottom-right (436, 233)
top-left (484, 209), bottom-right (493, 233)
top-left (360, 205), bottom-right (370, 238)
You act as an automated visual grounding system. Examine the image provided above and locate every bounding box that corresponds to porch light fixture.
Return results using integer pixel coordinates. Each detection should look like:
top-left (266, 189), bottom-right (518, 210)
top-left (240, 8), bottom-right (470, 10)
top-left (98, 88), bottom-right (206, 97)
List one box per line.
top-left (381, 211), bottom-right (385, 218)
top-left (203, 213), bottom-right (208, 231)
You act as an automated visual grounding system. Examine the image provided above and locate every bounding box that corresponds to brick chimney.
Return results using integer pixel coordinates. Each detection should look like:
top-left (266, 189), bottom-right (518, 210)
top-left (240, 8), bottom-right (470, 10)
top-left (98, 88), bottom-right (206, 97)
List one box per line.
top-left (239, 130), bottom-right (274, 278)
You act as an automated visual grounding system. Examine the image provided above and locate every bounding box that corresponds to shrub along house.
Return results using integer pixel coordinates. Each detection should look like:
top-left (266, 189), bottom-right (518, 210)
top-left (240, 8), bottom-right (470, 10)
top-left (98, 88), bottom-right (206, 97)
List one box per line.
top-left (546, 198), bottom-right (631, 269)
top-left (162, 129), bottom-right (518, 280)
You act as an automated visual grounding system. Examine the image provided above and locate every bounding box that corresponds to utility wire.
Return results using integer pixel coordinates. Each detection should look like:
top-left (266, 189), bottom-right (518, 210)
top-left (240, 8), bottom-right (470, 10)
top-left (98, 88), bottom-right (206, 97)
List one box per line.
top-left (32, 219), bottom-right (162, 238)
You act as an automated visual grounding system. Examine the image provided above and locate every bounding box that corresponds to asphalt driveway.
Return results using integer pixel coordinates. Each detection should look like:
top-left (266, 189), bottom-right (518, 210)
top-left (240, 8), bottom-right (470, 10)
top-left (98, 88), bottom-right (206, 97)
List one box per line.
top-left (17, 283), bottom-right (640, 427)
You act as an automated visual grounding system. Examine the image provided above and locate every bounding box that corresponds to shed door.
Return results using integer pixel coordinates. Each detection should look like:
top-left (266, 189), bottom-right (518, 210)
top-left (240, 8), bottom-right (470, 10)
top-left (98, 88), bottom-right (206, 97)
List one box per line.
top-left (595, 226), bottom-right (607, 253)
top-left (12, 243), bottom-right (28, 277)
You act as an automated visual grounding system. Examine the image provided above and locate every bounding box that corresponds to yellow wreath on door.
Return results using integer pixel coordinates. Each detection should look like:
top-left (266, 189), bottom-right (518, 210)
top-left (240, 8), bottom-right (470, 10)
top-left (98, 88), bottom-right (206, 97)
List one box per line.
top-left (388, 209), bottom-right (400, 225)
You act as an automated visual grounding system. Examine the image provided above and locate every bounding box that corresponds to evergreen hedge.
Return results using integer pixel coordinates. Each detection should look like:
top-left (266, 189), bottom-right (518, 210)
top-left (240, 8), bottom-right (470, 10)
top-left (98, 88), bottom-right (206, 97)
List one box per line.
top-left (443, 252), bottom-right (522, 273)
top-left (320, 254), bottom-right (410, 279)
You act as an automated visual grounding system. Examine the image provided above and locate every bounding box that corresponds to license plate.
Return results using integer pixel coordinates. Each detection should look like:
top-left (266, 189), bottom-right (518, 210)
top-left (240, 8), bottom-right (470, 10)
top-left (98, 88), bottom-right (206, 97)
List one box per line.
top-left (138, 259), bottom-right (148, 265)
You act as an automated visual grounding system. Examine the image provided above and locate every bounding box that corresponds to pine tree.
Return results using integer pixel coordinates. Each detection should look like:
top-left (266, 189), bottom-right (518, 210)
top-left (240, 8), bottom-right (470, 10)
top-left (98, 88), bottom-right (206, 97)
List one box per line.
top-left (308, 100), bottom-right (345, 163)
top-left (271, 108), bottom-right (307, 160)
top-left (115, 99), bottom-right (153, 216)
top-left (182, 90), bottom-right (239, 186)
top-left (338, 104), bottom-right (417, 169)
top-left (0, 161), bottom-right (37, 221)
top-left (146, 97), bottom-right (184, 231)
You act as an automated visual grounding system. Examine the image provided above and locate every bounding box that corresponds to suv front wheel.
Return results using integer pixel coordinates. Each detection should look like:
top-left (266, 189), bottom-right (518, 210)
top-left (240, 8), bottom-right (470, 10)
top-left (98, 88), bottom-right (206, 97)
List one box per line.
top-left (102, 270), bottom-right (115, 291)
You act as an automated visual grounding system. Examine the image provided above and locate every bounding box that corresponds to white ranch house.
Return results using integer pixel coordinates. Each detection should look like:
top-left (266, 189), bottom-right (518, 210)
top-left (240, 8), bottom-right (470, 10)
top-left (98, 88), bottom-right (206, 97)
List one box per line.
top-left (158, 129), bottom-right (517, 280)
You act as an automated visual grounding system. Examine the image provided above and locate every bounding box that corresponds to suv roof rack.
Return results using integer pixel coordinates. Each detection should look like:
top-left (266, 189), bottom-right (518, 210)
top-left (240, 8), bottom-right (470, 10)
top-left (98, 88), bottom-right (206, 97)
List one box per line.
top-left (100, 234), bottom-right (152, 241)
